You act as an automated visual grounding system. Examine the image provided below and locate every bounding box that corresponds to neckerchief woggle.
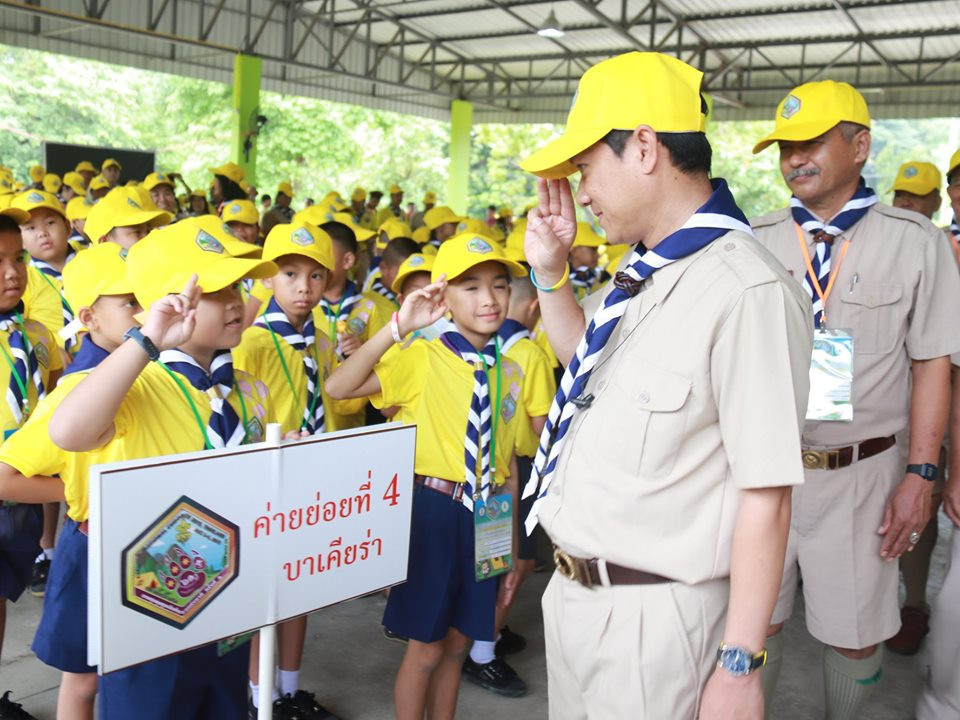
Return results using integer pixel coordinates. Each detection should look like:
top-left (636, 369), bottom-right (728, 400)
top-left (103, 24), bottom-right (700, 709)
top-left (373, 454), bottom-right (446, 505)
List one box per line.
top-left (522, 178), bottom-right (753, 535)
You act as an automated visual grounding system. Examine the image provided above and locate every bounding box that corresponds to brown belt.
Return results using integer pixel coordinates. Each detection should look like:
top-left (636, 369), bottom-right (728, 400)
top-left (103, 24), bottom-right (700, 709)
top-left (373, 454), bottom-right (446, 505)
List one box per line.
top-left (414, 475), bottom-right (465, 503)
top-left (801, 435), bottom-right (896, 470)
top-left (552, 545), bottom-right (672, 589)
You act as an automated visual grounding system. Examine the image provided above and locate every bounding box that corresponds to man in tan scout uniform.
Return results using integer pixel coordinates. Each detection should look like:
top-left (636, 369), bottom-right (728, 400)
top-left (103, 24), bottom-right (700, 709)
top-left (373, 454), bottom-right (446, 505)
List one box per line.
top-left (751, 81), bottom-right (960, 719)
top-left (519, 51), bottom-right (812, 719)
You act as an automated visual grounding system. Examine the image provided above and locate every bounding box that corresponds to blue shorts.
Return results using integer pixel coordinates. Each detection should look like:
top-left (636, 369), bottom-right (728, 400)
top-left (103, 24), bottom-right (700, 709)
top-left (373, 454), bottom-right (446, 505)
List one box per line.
top-left (99, 641), bottom-right (249, 720)
top-left (0, 503), bottom-right (42, 601)
top-left (383, 483), bottom-right (498, 643)
top-left (33, 518), bottom-right (96, 673)
top-left (516, 456), bottom-right (536, 561)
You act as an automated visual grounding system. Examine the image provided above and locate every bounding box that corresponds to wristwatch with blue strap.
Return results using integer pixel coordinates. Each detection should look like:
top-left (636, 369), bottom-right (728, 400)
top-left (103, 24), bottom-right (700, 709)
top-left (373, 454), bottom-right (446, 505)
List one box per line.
top-left (716, 644), bottom-right (767, 676)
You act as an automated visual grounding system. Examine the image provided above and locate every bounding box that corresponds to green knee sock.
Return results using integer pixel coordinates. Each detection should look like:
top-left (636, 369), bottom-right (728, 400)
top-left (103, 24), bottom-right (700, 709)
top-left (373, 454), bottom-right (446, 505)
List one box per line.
top-left (823, 646), bottom-right (883, 720)
top-left (761, 631), bottom-right (785, 720)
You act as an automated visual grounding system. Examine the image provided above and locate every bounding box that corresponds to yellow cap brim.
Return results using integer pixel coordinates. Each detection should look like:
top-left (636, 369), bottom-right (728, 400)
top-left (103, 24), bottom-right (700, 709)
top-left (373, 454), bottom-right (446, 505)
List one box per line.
top-left (0, 207), bottom-right (30, 224)
top-left (890, 179), bottom-right (938, 195)
top-left (520, 126), bottom-right (609, 179)
top-left (752, 119), bottom-right (842, 154)
top-left (432, 256), bottom-right (527, 283)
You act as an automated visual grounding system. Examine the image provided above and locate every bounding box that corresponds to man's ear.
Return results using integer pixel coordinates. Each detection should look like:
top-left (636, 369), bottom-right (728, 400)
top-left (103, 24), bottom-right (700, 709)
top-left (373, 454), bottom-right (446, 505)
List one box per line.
top-left (632, 125), bottom-right (660, 175)
top-left (853, 129), bottom-right (871, 165)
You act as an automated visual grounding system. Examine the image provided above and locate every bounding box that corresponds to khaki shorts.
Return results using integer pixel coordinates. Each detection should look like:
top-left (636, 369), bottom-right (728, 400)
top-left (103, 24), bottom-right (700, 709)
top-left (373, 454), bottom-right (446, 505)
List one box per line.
top-left (542, 571), bottom-right (728, 720)
top-left (916, 529), bottom-right (960, 720)
top-left (772, 445), bottom-right (900, 649)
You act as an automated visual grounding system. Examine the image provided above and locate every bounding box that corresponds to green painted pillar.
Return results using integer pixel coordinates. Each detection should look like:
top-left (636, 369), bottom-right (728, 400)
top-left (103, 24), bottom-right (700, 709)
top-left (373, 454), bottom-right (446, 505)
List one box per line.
top-left (231, 54), bottom-right (262, 186)
top-left (447, 100), bottom-right (473, 216)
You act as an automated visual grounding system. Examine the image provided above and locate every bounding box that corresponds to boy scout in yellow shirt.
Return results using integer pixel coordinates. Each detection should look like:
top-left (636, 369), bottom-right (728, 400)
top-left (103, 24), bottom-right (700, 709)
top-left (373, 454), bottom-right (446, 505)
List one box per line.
top-left (83, 186), bottom-right (172, 249)
top-left (326, 232), bottom-right (529, 720)
top-left (47, 216), bottom-right (277, 720)
top-left (0, 242), bottom-right (139, 720)
top-left (221, 198), bottom-right (263, 247)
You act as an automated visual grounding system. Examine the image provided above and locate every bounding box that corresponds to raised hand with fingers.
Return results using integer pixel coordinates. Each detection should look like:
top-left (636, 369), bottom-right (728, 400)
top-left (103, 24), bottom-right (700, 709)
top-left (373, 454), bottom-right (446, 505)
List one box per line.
top-left (396, 276), bottom-right (449, 337)
top-left (525, 178), bottom-right (578, 284)
top-left (140, 274), bottom-right (203, 351)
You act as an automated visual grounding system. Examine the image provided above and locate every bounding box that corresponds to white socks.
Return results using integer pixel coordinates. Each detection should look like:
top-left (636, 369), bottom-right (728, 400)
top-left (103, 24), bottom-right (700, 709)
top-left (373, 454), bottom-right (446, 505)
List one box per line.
top-left (278, 669), bottom-right (300, 697)
top-left (470, 638), bottom-right (498, 665)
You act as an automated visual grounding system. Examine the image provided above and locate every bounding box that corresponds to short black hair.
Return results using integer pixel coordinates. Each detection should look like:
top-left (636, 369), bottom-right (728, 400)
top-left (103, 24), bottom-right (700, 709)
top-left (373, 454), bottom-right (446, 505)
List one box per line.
top-left (0, 216), bottom-right (21, 235)
top-left (261, 194), bottom-right (272, 203)
top-left (837, 121), bottom-right (869, 141)
top-left (216, 174), bottom-right (247, 202)
top-left (382, 236), bottom-right (420, 265)
top-left (602, 128), bottom-right (712, 175)
top-left (321, 221), bottom-right (358, 255)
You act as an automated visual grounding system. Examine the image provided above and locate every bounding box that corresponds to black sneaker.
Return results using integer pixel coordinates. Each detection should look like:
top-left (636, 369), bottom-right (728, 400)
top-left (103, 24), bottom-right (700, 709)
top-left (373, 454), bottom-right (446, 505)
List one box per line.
top-left (287, 690), bottom-right (339, 719)
top-left (0, 691), bottom-right (38, 720)
top-left (29, 558), bottom-right (49, 598)
top-left (495, 626), bottom-right (526, 656)
top-left (382, 626), bottom-right (408, 644)
top-left (247, 696), bottom-right (271, 719)
top-left (462, 657), bottom-right (527, 698)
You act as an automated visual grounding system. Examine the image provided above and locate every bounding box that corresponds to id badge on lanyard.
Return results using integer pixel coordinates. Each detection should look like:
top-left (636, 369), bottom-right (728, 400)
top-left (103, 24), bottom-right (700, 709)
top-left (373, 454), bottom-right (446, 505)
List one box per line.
top-left (474, 494), bottom-right (513, 581)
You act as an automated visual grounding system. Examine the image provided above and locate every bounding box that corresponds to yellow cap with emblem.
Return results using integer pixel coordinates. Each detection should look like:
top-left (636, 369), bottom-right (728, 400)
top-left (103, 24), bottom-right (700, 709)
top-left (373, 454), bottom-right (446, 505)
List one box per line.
top-left (331, 212), bottom-right (377, 243)
top-left (424, 206), bottom-right (465, 230)
top-left (208, 162), bottom-right (245, 186)
top-left (143, 172), bottom-right (175, 192)
top-left (66, 196), bottom-right (95, 223)
top-left (75, 161), bottom-right (96, 174)
top-left (10, 189), bottom-right (67, 221)
top-left (890, 162), bottom-right (940, 196)
top-left (28, 165), bottom-right (45, 183)
top-left (753, 80), bottom-right (871, 154)
top-left (101, 158), bottom-right (122, 171)
top-left (84, 186), bottom-right (172, 243)
top-left (521, 52), bottom-right (707, 179)
top-left (221, 199), bottom-right (260, 225)
top-left (262, 221), bottom-right (334, 270)
top-left (948, 149), bottom-right (960, 181)
top-left (431, 232), bottom-right (527, 283)
top-left (62, 242), bottom-right (133, 312)
top-left (62, 172), bottom-right (87, 196)
top-left (391, 253), bottom-right (434, 293)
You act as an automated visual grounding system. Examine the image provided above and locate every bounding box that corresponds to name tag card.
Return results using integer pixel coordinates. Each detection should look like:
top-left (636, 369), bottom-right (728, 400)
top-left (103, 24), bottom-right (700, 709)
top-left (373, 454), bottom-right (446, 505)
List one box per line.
top-left (807, 328), bottom-right (854, 422)
top-left (474, 494), bottom-right (513, 581)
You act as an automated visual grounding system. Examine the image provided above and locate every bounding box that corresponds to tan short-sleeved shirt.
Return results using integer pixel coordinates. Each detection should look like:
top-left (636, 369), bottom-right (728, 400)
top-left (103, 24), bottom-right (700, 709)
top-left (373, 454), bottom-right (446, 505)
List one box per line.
top-left (538, 231), bottom-right (812, 585)
top-left (752, 204), bottom-right (960, 447)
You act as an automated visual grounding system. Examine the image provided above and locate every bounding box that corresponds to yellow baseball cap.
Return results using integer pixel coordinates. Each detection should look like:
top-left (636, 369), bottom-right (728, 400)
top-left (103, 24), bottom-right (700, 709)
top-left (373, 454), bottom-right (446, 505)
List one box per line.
top-left (62, 172), bottom-right (86, 196)
top-left (62, 242), bottom-right (132, 312)
top-left (412, 226), bottom-right (431, 246)
top-left (422, 191), bottom-right (437, 205)
top-left (42, 174), bottom-right (62, 194)
top-left (351, 187), bottom-right (367, 203)
top-left (504, 245), bottom-right (526, 265)
top-left (10, 189), bottom-right (67, 221)
top-left (89, 175), bottom-right (111, 192)
top-left (948, 149), bottom-right (960, 180)
top-left (209, 162), bottom-right (245, 186)
top-left (890, 162), bottom-right (940, 196)
top-left (432, 232), bottom-right (526, 283)
top-left (522, 52), bottom-right (706, 179)
top-left (505, 218), bottom-right (527, 250)
top-left (321, 191), bottom-right (347, 210)
top-left (143, 172), bottom-right (175, 192)
top-left (75, 161), bottom-right (96, 174)
top-left (331, 212), bottom-right (376, 242)
top-left (573, 221), bottom-right (605, 248)
top-left (0, 205), bottom-right (29, 224)
top-left (455, 218), bottom-right (495, 239)
top-left (498, 206), bottom-right (513, 219)
top-left (190, 215), bottom-right (261, 258)
top-left (379, 217), bottom-right (413, 239)
top-left (28, 165), bottom-right (45, 183)
top-left (753, 80), bottom-right (871, 154)
top-left (277, 181), bottom-right (294, 197)
top-left (84, 186), bottom-right (172, 243)
top-left (262, 221), bottom-right (334, 270)
top-left (221, 199), bottom-right (260, 225)
top-left (391, 253), bottom-right (434, 293)
top-left (126, 217), bottom-right (277, 312)
top-left (102, 158), bottom-right (122, 172)
top-left (66, 196), bottom-right (95, 222)
top-left (388, 184), bottom-right (403, 195)
top-left (424, 205), bottom-right (465, 230)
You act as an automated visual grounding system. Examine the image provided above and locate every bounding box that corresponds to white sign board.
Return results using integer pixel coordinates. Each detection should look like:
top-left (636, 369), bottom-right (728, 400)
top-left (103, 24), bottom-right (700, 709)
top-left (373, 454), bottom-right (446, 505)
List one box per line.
top-left (87, 423), bottom-right (416, 673)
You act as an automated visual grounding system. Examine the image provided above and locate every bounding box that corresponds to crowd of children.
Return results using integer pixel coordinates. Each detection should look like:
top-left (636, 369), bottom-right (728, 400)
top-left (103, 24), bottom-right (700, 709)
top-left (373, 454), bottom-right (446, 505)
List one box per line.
top-left (0, 158), bottom-right (615, 720)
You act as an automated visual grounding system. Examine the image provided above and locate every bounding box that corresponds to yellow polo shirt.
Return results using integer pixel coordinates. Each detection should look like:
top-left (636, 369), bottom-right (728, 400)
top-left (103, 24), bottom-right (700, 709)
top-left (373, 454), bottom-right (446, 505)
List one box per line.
top-left (502, 337), bottom-right (555, 458)
top-left (0, 317), bottom-right (62, 435)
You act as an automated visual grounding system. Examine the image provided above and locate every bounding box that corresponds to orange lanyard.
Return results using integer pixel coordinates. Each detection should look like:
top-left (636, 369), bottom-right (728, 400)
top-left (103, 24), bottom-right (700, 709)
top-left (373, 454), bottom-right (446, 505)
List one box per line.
top-left (795, 223), bottom-right (850, 329)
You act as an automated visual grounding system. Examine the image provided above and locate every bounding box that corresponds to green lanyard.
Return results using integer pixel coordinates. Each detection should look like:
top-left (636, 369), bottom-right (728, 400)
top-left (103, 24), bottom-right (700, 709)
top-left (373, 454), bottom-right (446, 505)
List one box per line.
top-left (259, 312), bottom-right (321, 433)
top-left (477, 336), bottom-right (503, 486)
top-left (321, 299), bottom-right (343, 342)
top-left (0, 312), bottom-right (33, 417)
top-left (35, 270), bottom-right (74, 316)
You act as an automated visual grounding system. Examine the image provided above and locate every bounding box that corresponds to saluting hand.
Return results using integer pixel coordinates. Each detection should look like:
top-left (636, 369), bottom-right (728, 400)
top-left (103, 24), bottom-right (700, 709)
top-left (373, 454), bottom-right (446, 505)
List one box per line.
top-left (140, 274), bottom-right (202, 351)
top-left (396, 277), bottom-right (448, 336)
top-left (525, 178), bottom-right (578, 284)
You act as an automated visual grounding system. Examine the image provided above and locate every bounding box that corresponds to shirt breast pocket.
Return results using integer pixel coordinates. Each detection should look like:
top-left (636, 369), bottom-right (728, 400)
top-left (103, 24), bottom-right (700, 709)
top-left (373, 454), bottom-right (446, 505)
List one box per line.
top-left (837, 283), bottom-right (903, 355)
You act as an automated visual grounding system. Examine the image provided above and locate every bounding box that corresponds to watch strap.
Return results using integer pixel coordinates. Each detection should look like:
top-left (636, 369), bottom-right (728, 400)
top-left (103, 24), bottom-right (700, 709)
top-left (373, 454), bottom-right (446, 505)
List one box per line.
top-left (124, 326), bottom-right (160, 361)
top-left (905, 463), bottom-right (938, 482)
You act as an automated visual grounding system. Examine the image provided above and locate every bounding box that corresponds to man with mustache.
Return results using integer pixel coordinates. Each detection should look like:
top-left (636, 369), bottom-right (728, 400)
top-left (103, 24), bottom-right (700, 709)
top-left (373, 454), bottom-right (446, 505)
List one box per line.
top-left (751, 81), bottom-right (960, 719)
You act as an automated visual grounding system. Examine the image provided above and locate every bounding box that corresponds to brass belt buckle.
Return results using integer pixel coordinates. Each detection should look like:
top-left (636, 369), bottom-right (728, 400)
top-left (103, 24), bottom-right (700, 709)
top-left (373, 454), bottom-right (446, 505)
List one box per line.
top-left (552, 546), bottom-right (592, 588)
top-left (801, 449), bottom-right (840, 470)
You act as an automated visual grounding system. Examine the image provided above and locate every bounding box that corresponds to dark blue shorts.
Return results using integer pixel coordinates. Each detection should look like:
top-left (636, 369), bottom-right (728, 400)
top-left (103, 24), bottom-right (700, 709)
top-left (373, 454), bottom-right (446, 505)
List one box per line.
top-left (516, 456), bottom-right (536, 560)
top-left (383, 483), bottom-right (498, 643)
top-left (98, 641), bottom-right (249, 720)
top-left (0, 503), bottom-right (42, 601)
top-left (33, 518), bottom-right (96, 673)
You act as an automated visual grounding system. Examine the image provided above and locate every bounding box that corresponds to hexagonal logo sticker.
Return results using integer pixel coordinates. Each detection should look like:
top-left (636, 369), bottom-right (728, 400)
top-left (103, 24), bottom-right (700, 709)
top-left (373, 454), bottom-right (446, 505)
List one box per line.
top-left (122, 496), bottom-right (239, 628)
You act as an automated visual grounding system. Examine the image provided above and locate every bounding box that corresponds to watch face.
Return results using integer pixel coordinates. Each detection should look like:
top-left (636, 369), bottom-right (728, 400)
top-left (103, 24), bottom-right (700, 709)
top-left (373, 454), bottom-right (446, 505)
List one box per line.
top-left (720, 648), bottom-right (751, 676)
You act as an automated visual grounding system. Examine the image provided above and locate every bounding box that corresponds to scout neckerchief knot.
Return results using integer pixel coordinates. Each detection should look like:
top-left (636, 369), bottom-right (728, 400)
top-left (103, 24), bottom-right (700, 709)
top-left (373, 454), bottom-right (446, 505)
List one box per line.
top-left (0, 304), bottom-right (45, 424)
top-left (63, 338), bottom-right (109, 376)
top-left (790, 178), bottom-right (876, 328)
top-left (441, 330), bottom-right (499, 513)
top-left (254, 297), bottom-right (324, 434)
top-left (319, 280), bottom-right (362, 331)
top-left (522, 178), bottom-right (754, 535)
top-left (369, 276), bottom-right (396, 303)
top-left (158, 349), bottom-right (246, 448)
top-left (497, 318), bottom-right (530, 355)
top-left (33, 252), bottom-right (77, 351)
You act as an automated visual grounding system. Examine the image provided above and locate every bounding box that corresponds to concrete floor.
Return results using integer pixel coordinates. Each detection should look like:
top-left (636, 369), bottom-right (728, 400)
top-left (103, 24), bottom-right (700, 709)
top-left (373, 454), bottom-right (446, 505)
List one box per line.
top-left (2, 515), bottom-right (952, 719)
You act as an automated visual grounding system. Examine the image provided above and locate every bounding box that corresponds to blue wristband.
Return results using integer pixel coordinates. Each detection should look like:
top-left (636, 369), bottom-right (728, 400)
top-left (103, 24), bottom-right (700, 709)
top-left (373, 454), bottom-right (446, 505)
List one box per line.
top-left (530, 266), bottom-right (569, 293)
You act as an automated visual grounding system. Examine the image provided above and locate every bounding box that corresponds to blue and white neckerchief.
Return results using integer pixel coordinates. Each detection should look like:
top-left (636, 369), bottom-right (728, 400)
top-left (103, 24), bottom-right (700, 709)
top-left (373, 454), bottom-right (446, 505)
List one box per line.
top-left (63, 337), bottom-right (109, 376)
top-left (790, 178), bottom-right (877, 328)
top-left (496, 318), bottom-right (529, 355)
top-left (254, 297), bottom-right (324, 434)
top-left (569, 266), bottom-right (605, 292)
top-left (319, 280), bottom-right (362, 335)
top-left (440, 330), bottom-right (499, 512)
top-left (158, 349), bottom-right (245, 448)
top-left (951, 216), bottom-right (959, 243)
top-left (369, 277), bottom-right (396, 304)
top-left (32, 252), bottom-right (77, 350)
top-left (0, 304), bottom-right (45, 424)
top-left (522, 178), bottom-right (753, 535)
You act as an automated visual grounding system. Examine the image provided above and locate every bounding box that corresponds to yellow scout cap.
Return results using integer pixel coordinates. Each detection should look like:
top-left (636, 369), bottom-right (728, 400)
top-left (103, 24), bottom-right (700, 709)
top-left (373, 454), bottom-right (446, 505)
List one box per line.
top-left (753, 80), bottom-right (871, 154)
top-left (186, 216), bottom-right (261, 258)
top-left (262, 221), bottom-right (334, 270)
top-left (89, 175), bottom-right (111, 192)
top-left (890, 162), bottom-right (940, 195)
top-left (504, 245), bottom-right (526, 265)
top-left (321, 191), bottom-right (347, 209)
top-left (10, 189), bottom-right (67, 221)
top-left (0, 205), bottom-right (29, 224)
top-left (42, 174), bottom-right (62, 194)
top-left (66, 196), bottom-right (95, 222)
top-left (388, 184), bottom-right (403, 195)
top-left (63, 242), bottom-right (132, 312)
top-left (277, 181), bottom-right (294, 197)
top-left (28, 165), bottom-right (45, 183)
top-left (573, 221), bottom-right (605, 248)
top-left (62, 172), bottom-right (86, 196)
top-left (432, 232), bottom-right (527, 283)
top-left (422, 191), bottom-right (437, 205)
top-left (126, 217), bottom-right (277, 312)
top-left (379, 217), bottom-right (412, 240)
top-left (424, 205), bottom-right (465, 230)
top-left (351, 187), bottom-right (367, 203)
top-left (947, 149), bottom-right (960, 180)
top-left (293, 205), bottom-right (334, 227)
top-left (498, 206), bottom-right (513, 219)
top-left (101, 158), bottom-right (122, 172)
top-left (391, 253), bottom-right (434, 293)
top-left (143, 172), bottom-right (175, 191)
top-left (412, 226), bottom-right (431, 246)
top-left (221, 199), bottom-right (260, 225)
top-left (75, 161), bottom-right (96, 174)
top-left (331, 212), bottom-right (376, 242)
top-left (84, 186), bottom-right (172, 243)
top-left (522, 52), bottom-right (706, 179)
top-left (505, 218), bottom-right (527, 250)
top-left (209, 162), bottom-right (245, 186)
top-left (455, 218), bottom-right (494, 240)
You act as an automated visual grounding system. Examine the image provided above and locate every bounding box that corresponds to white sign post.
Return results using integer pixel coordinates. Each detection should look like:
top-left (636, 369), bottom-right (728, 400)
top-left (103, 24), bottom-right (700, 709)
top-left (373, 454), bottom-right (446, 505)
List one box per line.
top-left (87, 422), bottom-right (416, 694)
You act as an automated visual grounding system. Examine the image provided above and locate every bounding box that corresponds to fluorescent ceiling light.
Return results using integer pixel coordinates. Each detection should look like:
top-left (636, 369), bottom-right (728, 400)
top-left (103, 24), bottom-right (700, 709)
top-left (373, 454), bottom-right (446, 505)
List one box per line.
top-left (538, 9), bottom-right (564, 38)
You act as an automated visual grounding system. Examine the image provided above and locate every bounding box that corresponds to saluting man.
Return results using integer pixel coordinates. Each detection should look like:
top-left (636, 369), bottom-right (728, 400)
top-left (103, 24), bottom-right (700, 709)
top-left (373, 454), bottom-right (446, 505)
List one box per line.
top-left (520, 51), bottom-right (813, 719)
top-left (751, 81), bottom-right (960, 719)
